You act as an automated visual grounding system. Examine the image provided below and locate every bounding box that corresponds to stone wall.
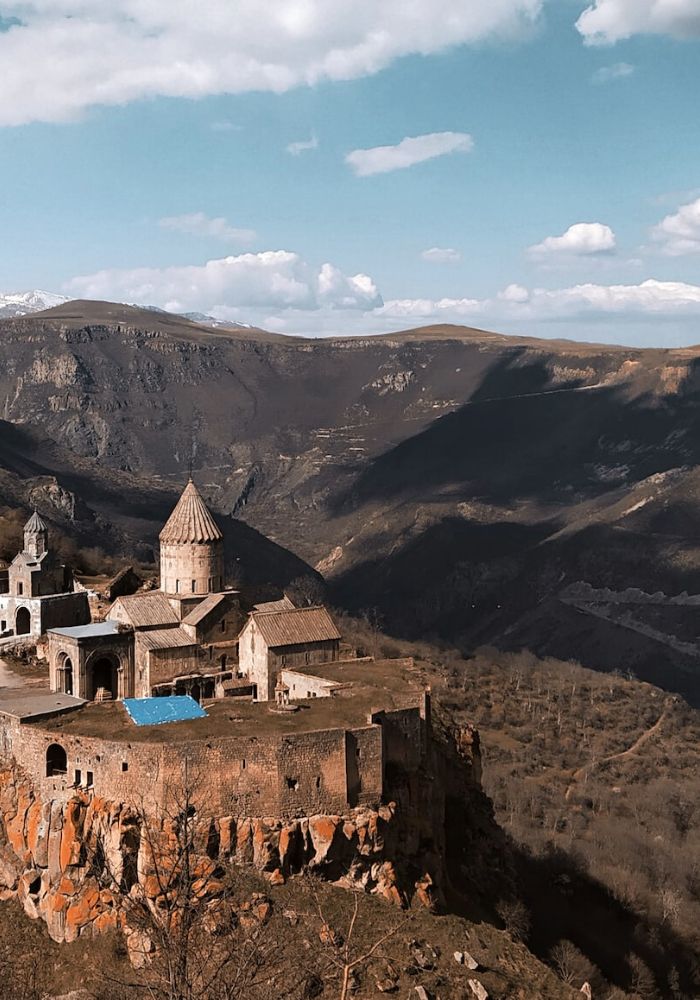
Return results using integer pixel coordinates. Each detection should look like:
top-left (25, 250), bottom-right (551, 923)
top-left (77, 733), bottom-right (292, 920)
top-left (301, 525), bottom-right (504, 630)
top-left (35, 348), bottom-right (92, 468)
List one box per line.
top-left (159, 540), bottom-right (224, 597)
top-left (0, 715), bottom-right (386, 819)
top-left (0, 591), bottom-right (89, 639)
top-left (280, 668), bottom-right (338, 699)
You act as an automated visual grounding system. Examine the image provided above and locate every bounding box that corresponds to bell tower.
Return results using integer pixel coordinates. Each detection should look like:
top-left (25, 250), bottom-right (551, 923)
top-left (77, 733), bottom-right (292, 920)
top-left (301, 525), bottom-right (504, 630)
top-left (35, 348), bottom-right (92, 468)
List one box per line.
top-left (24, 511), bottom-right (49, 560)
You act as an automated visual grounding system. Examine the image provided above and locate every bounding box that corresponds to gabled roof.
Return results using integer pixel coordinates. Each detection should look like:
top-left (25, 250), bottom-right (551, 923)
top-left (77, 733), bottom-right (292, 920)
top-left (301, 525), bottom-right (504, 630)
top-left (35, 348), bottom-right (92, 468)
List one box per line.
top-left (246, 605), bottom-right (341, 648)
top-left (109, 593), bottom-right (179, 628)
top-left (253, 596), bottom-right (295, 613)
top-left (134, 627), bottom-right (198, 651)
top-left (159, 479), bottom-right (223, 545)
top-left (182, 593), bottom-right (228, 627)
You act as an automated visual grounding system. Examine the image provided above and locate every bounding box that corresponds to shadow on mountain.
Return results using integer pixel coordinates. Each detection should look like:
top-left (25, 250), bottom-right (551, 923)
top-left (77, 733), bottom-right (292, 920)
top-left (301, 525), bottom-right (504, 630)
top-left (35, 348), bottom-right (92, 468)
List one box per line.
top-left (331, 515), bottom-right (700, 704)
top-left (446, 783), bottom-right (698, 996)
top-left (331, 354), bottom-right (700, 514)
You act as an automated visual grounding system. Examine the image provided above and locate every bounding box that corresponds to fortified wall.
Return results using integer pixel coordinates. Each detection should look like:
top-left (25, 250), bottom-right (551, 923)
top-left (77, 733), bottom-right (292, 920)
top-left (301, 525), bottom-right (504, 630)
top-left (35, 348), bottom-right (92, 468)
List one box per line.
top-left (0, 658), bottom-right (487, 945)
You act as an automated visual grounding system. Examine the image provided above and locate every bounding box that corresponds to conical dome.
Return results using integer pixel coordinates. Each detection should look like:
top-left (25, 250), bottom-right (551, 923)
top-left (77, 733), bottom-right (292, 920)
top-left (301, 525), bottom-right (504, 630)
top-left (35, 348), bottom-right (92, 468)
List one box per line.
top-left (24, 510), bottom-right (48, 533)
top-left (159, 480), bottom-right (223, 545)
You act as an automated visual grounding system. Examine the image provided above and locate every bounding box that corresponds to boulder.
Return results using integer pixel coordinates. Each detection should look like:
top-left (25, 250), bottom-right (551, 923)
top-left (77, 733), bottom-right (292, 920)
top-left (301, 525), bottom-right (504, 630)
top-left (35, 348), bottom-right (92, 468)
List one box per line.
top-left (468, 981), bottom-right (489, 1000)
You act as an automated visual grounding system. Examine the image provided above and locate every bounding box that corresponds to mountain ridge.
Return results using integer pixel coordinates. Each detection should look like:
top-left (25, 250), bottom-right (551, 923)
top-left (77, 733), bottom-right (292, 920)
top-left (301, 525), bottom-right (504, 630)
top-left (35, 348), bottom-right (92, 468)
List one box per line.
top-left (1, 301), bottom-right (700, 701)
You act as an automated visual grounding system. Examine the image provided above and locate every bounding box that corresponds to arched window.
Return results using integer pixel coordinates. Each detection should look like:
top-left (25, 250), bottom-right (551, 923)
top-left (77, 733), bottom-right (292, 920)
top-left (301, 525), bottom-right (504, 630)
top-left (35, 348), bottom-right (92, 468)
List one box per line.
top-left (46, 743), bottom-right (67, 777)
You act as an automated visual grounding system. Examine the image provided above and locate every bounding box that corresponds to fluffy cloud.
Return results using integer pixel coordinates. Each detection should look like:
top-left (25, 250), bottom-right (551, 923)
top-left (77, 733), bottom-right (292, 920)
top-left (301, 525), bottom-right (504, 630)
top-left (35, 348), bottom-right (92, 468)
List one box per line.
top-left (421, 247), bottom-right (462, 263)
top-left (286, 135), bottom-right (319, 155)
top-left (0, 1), bottom-right (542, 126)
top-left (591, 61), bottom-right (634, 83)
top-left (651, 197), bottom-right (700, 256)
top-left (346, 132), bottom-right (474, 177)
top-left (529, 222), bottom-right (617, 257)
top-left (66, 250), bottom-right (382, 316)
top-left (577, 0), bottom-right (700, 43)
top-left (378, 278), bottom-right (700, 324)
top-left (159, 213), bottom-right (256, 244)
top-left (63, 252), bottom-right (700, 341)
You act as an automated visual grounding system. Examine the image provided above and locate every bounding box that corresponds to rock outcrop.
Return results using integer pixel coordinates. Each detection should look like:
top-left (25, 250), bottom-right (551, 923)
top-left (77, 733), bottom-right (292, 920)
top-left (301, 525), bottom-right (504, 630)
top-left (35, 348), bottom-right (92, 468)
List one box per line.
top-left (0, 764), bottom-right (435, 943)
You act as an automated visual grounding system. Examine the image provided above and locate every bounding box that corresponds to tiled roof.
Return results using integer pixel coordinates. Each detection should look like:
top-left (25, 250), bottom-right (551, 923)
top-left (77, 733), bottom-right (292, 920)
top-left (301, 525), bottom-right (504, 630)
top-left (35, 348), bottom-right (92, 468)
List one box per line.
top-left (248, 605), bottom-right (341, 648)
top-left (159, 479), bottom-right (223, 545)
top-left (110, 593), bottom-right (179, 628)
top-left (253, 596), bottom-right (294, 613)
top-left (134, 627), bottom-right (198, 651)
top-left (182, 593), bottom-right (227, 626)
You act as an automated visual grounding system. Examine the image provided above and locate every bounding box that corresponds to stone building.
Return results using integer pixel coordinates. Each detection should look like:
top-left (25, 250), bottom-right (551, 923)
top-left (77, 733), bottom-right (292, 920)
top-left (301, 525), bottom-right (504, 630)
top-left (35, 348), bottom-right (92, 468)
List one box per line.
top-left (47, 480), bottom-right (242, 702)
top-left (0, 512), bottom-right (89, 639)
top-left (158, 478), bottom-right (224, 596)
top-left (238, 605), bottom-right (341, 701)
top-left (48, 621), bottom-right (134, 700)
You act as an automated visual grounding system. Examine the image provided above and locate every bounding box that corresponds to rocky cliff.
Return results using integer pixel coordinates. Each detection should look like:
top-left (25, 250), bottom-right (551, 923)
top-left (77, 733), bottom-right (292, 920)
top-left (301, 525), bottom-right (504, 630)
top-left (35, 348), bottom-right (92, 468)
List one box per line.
top-left (0, 721), bottom-right (494, 948)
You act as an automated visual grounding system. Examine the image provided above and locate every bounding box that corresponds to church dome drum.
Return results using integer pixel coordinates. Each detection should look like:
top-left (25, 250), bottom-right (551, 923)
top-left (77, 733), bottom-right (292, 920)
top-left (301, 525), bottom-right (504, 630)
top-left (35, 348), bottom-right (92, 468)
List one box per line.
top-left (159, 479), bottom-right (224, 595)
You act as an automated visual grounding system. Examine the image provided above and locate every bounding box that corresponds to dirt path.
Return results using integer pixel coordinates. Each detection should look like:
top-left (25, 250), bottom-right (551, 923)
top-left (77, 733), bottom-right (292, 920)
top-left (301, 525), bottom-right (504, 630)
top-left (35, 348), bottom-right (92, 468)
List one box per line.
top-left (564, 696), bottom-right (676, 800)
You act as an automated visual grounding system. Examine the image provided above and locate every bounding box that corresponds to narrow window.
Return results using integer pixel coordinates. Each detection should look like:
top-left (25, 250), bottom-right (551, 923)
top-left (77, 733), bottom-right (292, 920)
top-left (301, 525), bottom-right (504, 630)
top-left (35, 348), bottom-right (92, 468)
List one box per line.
top-left (220, 620), bottom-right (226, 633)
top-left (315, 776), bottom-right (321, 789)
top-left (286, 777), bottom-right (299, 791)
top-left (86, 771), bottom-right (94, 788)
top-left (121, 761), bottom-right (128, 772)
top-left (241, 759), bottom-right (246, 770)
top-left (74, 769), bottom-right (82, 786)
top-left (176, 579), bottom-right (180, 593)
top-left (191, 580), bottom-right (196, 593)
top-left (17, 582), bottom-right (23, 596)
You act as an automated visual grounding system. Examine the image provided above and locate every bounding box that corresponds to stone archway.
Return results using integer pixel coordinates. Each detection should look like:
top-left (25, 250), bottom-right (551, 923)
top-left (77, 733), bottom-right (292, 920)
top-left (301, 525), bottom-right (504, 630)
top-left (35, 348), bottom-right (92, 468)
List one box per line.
top-left (56, 652), bottom-right (74, 695)
top-left (87, 654), bottom-right (119, 701)
top-left (15, 607), bottom-right (31, 636)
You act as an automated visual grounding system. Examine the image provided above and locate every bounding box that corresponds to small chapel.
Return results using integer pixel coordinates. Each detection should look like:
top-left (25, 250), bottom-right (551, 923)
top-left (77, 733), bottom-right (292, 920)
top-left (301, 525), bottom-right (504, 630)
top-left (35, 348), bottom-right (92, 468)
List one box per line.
top-left (0, 512), bottom-right (89, 639)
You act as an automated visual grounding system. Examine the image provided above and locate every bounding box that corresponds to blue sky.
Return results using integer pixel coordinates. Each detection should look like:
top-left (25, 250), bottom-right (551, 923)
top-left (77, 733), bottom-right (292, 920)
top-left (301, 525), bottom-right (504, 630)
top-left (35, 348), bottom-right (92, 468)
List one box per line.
top-left (1, 0), bottom-right (700, 343)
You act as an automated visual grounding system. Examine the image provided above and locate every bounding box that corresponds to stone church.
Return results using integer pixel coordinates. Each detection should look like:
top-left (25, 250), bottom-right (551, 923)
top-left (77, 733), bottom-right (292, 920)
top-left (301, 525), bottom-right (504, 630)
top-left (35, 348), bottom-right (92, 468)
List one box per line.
top-left (46, 478), bottom-right (341, 704)
top-left (0, 512), bottom-right (89, 639)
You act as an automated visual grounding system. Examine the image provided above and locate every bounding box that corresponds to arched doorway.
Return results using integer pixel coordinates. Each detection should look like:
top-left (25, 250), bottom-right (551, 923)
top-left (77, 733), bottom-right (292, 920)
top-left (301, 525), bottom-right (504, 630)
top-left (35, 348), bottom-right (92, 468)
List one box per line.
top-left (87, 655), bottom-right (118, 701)
top-left (62, 657), bottom-right (73, 696)
top-left (46, 743), bottom-right (67, 777)
top-left (15, 607), bottom-right (31, 636)
top-left (190, 682), bottom-right (201, 704)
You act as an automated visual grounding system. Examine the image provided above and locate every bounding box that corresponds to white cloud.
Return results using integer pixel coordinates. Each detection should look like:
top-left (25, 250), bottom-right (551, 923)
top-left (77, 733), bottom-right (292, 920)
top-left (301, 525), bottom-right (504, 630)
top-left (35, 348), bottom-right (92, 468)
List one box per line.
top-left (0, 1), bottom-right (543, 126)
top-left (345, 132), bottom-right (474, 177)
top-left (378, 278), bottom-right (700, 324)
top-left (66, 250), bottom-right (382, 316)
top-left (62, 250), bottom-right (700, 341)
top-left (592, 61), bottom-right (634, 83)
top-left (286, 135), bottom-right (319, 155)
top-left (421, 247), bottom-right (462, 263)
top-left (159, 213), bottom-right (256, 244)
top-left (651, 197), bottom-right (700, 256)
top-left (577, 0), bottom-right (700, 44)
top-left (498, 283), bottom-right (530, 303)
top-left (529, 222), bottom-right (617, 257)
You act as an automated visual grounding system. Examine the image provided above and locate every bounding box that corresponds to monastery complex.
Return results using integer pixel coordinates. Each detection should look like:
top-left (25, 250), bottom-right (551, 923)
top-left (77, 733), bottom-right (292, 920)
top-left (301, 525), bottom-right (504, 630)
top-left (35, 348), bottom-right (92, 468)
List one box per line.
top-left (0, 481), bottom-right (433, 821)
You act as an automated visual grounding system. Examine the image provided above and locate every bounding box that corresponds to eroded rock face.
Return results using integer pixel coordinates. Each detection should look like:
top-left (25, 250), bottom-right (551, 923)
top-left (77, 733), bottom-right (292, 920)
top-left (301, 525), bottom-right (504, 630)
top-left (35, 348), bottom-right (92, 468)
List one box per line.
top-left (0, 765), bottom-right (432, 943)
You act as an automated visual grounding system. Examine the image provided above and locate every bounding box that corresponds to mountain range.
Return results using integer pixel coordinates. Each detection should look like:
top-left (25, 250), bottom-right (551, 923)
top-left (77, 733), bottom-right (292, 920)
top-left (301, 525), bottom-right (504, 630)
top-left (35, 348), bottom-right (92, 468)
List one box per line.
top-left (2, 298), bottom-right (700, 703)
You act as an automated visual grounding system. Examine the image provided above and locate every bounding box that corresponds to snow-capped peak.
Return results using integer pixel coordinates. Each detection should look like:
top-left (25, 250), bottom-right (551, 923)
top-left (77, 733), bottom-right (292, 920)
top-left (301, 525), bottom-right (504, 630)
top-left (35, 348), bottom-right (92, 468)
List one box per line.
top-left (0, 289), bottom-right (69, 318)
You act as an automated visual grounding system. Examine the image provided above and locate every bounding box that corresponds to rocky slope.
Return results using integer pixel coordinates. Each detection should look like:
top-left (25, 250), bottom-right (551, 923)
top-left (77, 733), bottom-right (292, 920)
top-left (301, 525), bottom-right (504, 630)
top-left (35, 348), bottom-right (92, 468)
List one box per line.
top-left (2, 301), bottom-right (700, 699)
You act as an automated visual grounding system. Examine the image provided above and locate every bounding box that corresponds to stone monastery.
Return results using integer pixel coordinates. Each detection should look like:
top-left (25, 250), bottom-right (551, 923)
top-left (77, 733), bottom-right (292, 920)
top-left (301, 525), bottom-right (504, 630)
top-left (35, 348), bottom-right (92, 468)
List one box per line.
top-left (0, 480), bottom-right (440, 824)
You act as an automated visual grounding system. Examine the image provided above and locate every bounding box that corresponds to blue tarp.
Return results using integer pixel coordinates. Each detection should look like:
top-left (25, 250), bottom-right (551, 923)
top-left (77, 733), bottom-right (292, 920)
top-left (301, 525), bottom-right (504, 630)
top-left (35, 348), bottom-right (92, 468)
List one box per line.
top-left (123, 695), bottom-right (207, 727)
